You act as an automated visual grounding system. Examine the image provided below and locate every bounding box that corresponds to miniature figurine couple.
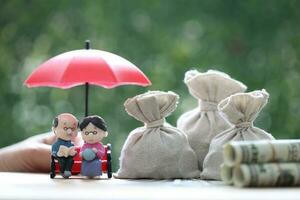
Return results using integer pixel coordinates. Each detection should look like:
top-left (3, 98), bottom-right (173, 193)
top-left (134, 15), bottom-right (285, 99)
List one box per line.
top-left (51, 113), bottom-right (108, 178)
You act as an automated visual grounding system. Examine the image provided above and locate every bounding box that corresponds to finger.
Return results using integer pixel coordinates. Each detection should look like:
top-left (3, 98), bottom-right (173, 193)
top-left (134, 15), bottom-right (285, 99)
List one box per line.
top-left (24, 132), bottom-right (56, 145)
top-left (27, 132), bottom-right (83, 146)
top-left (41, 133), bottom-right (56, 145)
top-left (24, 143), bottom-right (51, 172)
top-left (0, 142), bottom-right (51, 173)
top-left (0, 144), bottom-right (22, 172)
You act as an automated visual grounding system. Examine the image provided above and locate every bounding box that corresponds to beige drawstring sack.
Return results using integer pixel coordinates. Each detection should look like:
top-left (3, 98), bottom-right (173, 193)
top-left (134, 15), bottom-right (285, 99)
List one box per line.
top-left (115, 91), bottom-right (200, 179)
top-left (177, 70), bottom-right (247, 170)
top-left (201, 89), bottom-right (275, 180)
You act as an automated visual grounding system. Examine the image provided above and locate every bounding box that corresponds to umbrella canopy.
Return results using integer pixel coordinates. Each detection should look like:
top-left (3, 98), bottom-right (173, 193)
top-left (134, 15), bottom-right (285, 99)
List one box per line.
top-left (24, 41), bottom-right (151, 116)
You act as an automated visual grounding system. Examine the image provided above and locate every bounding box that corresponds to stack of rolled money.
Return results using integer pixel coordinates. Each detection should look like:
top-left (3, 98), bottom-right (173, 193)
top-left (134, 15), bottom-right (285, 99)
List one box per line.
top-left (221, 140), bottom-right (300, 187)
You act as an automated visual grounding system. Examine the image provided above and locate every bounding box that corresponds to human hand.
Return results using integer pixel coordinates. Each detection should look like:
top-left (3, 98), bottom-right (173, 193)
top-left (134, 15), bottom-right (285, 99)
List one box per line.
top-left (0, 132), bottom-right (83, 173)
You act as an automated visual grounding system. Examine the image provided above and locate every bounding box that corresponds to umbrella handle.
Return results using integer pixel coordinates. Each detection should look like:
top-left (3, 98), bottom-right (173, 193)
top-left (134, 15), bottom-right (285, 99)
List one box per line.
top-left (85, 40), bottom-right (90, 117)
top-left (85, 82), bottom-right (89, 117)
top-left (85, 40), bottom-right (90, 50)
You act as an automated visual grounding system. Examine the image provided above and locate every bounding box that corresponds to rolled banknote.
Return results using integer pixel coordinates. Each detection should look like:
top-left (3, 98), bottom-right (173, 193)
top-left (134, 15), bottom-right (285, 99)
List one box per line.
top-left (220, 164), bottom-right (234, 184)
top-left (233, 163), bottom-right (300, 187)
top-left (224, 140), bottom-right (300, 166)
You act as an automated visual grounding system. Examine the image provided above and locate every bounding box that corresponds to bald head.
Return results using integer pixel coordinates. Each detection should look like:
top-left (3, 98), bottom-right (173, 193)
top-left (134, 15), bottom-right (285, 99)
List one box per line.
top-left (52, 113), bottom-right (78, 141)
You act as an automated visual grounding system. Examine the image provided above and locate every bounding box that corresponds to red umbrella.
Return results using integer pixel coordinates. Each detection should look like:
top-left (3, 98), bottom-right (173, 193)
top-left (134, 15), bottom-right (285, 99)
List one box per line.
top-left (24, 40), bottom-right (151, 116)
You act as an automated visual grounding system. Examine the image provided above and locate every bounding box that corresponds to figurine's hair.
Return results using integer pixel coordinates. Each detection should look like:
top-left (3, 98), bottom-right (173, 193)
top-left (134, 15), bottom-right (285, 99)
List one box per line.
top-left (52, 115), bottom-right (79, 128)
top-left (52, 117), bottom-right (59, 128)
top-left (79, 115), bottom-right (107, 131)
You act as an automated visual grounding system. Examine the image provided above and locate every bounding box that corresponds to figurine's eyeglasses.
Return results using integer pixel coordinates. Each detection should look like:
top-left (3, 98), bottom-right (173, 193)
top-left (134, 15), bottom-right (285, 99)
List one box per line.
top-left (84, 131), bottom-right (98, 135)
top-left (63, 127), bottom-right (76, 131)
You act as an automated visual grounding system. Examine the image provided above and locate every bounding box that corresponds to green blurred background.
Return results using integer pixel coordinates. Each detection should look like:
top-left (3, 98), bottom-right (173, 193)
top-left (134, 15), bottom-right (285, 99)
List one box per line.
top-left (1, 0), bottom-right (300, 171)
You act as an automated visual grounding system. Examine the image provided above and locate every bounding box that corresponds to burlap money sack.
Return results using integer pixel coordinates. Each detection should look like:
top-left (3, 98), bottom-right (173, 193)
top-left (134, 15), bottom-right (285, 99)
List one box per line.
top-left (201, 89), bottom-right (275, 180)
top-left (115, 91), bottom-right (200, 179)
top-left (177, 70), bottom-right (247, 170)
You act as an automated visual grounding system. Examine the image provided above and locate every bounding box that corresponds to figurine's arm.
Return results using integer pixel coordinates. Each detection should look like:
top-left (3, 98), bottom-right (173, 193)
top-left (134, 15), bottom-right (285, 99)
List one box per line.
top-left (96, 144), bottom-right (105, 159)
top-left (51, 142), bottom-right (59, 157)
top-left (68, 145), bottom-right (76, 156)
top-left (79, 144), bottom-right (87, 158)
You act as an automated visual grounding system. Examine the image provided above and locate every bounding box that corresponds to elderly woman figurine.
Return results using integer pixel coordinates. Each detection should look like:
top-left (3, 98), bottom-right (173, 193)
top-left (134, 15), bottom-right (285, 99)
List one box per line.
top-left (79, 115), bottom-right (108, 178)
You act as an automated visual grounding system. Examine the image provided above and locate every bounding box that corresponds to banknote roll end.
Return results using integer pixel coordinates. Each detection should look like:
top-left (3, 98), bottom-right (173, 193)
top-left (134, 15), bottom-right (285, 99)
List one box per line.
top-left (223, 143), bottom-right (237, 166)
top-left (220, 164), bottom-right (233, 184)
top-left (233, 166), bottom-right (248, 187)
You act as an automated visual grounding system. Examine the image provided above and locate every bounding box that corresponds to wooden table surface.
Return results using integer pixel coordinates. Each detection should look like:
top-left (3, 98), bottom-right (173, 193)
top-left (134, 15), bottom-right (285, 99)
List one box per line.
top-left (1, 172), bottom-right (300, 200)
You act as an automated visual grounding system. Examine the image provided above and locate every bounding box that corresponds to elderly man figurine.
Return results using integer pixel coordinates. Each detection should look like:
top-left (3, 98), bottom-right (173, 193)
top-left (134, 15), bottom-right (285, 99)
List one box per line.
top-left (51, 113), bottom-right (79, 178)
